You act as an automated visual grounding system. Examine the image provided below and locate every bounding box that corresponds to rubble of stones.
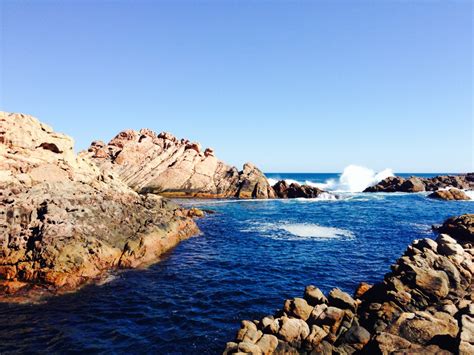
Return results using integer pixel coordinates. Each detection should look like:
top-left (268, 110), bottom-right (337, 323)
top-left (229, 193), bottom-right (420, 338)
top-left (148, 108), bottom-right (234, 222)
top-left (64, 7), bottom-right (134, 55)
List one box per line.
top-left (224, 214), bottom-right (474, 354)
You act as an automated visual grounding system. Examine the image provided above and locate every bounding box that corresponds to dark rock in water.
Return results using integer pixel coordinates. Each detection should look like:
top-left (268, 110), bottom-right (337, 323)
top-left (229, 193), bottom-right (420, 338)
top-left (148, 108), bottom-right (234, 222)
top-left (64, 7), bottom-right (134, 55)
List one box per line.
top-left (400, 177), bottom-right (426, 192)
top-left (223, 214), bottom-right (474, 354)
top-left (272, 180), bottom-right (327, 199)
top-left (364, 174), bottom-right (474, 193)
top-left (436, 214), bottom-right (474, 244)
top-left (428, 189), bottom-right (471, 201)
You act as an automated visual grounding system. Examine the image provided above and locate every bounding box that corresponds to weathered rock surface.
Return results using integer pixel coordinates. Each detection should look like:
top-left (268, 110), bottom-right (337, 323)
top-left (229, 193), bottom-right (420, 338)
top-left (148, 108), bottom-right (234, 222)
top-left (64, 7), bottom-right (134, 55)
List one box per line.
top-left (224, 214), bottom-right (474, 354)
top-left (365, 174), bottom-right (474, 193)
top-left (436, 214), bottom-right (474, 244)
top-left (428, 189), bottom-right (471, 201)
top-left (272, 180), bottom-right (326, 199)
top-left (83, 129), bottom-right (276, 199)
top-left (0, 112), bottom-right (199, 302)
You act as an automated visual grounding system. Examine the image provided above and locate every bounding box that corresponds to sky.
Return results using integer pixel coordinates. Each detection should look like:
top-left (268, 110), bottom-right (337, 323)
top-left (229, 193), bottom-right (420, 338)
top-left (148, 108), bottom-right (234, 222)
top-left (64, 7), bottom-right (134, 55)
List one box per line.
top-left (0, 0), bottom-right (472, 173)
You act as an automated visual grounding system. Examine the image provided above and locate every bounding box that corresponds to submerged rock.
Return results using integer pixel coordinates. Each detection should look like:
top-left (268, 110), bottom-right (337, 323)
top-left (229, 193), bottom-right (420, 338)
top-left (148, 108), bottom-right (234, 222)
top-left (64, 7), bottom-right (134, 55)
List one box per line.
top-left (224, 214), bottom-right (474, 354)
top-left (0, 112), bottom-right (199, 302)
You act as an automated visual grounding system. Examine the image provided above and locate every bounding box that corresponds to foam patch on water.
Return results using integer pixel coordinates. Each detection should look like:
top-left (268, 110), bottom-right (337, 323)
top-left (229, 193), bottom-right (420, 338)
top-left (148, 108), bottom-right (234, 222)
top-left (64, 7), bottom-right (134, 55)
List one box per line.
top-left (241, 221), bottom-right (355, 240)
top-left (281, 224), bottom-right (355, 238)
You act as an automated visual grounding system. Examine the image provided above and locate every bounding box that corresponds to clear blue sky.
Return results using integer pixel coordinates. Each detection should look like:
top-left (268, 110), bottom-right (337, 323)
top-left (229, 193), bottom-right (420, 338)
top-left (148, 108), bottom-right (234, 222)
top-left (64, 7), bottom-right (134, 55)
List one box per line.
top-left (1, 0), bottom-right (472, 173)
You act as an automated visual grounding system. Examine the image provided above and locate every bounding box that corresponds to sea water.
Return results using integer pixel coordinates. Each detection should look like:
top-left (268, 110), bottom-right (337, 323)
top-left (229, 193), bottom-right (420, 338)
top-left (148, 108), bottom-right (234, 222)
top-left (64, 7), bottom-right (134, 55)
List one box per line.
top-left (1, 170), bottom-right (473, 354)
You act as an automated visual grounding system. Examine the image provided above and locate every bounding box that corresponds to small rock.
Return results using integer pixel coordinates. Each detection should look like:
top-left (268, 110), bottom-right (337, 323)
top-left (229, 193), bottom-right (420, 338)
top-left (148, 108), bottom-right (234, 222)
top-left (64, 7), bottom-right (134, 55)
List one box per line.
top-left (283, 297), bottom-right (314, 321)
top-left (328, 288), bottom-right (356, 311)
top-left (304, 285), bottom-right (328, 306)
top-left (255, 334), bottom-right (278, 354)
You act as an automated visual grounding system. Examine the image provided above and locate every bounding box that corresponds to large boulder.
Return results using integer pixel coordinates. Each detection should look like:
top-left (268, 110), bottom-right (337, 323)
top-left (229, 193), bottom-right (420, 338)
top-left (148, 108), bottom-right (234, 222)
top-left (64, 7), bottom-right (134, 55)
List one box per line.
top-left (0, 112), bottom-right (199, 302)
top-left (436, 214), bottom-right (474, 244)
top-left (82, 128), bottom-right (275, 199)
top-left (272, 180), bottom-right (326, 199)
top-left (428, 189), bottom-right (471, 201)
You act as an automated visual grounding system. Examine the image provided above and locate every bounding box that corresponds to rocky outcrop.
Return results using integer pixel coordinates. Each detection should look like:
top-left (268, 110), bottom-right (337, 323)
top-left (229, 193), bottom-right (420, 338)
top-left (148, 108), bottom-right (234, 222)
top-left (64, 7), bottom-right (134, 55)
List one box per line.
top-left (272, 180), bottom-right (326, 199)
top-left (83, 129), bottom-right (275, 199)
top-left (0, 112), bottom-right (199, 302)
top-left (224, 214), bottom-right (474, 354)
top-left (436, 214), bottom-right (474, 243)
top-left (429, 189), bottom-right (471, 201)
top-left (365, 174), bottom-right (474, 193)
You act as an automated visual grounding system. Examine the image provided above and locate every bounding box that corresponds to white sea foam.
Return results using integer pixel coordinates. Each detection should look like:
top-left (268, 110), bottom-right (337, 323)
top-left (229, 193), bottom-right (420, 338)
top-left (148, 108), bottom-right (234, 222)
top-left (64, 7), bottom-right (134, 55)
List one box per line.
top-left (329, 165), bottom-right (394, 192)
top-left (464, 190), bottom-right (474, 200)
top-left (240, 221), bottom-right (355, 240)
top-left (281, 223), bottom-right (354, 239)
top-left (268, 165), bottom-right (394, 193)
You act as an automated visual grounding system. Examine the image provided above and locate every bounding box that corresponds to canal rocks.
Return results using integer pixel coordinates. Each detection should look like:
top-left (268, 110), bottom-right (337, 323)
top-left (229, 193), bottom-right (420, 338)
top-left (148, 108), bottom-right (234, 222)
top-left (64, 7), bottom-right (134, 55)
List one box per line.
top-left (83, 128), bottom-right (276, 199)
top-left (364, 174), bottom-right (474, 193)
top-left (224, 214), bottom-right (474, 354)
top-left (428, 189), bottom-right (471, 201)
top-left (0, 112), bottom-right (199, 302)
top-left (272, 180), bottom-right (326, 199)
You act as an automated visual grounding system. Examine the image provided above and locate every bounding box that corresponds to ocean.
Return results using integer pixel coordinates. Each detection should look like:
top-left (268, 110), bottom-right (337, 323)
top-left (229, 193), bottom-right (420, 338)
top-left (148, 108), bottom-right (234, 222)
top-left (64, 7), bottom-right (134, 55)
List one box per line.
top-left (1, 171), bottom-right (473, 354)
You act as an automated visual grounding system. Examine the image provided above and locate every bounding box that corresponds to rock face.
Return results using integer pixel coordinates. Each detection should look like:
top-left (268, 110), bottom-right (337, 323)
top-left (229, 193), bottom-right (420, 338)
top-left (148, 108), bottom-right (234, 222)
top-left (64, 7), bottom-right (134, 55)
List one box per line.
top-left (83, 129), bottom-right (276, 199)
top-left (224, 214), bottom-right (474, 354)
top-left (0, 112), bottom-right (199, 302)
top-left (365, 174), bottom-right (474, 193)
top-left (428, 189), bottom-right (471, 201)
top-left (272, 180), bottom-right (326, 199)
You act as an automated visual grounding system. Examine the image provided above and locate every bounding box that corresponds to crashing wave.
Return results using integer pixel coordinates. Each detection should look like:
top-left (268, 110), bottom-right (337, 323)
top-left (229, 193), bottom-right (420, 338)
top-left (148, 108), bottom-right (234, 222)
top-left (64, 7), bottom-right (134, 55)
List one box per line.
top-left (268, 165), bottom-right (394, 193)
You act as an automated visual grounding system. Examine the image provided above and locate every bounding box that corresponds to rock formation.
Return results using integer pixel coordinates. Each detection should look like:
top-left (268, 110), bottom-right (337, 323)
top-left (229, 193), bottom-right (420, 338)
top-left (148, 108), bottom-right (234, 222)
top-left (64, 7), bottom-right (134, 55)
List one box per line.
top-left (365, 174), bottom-right (474, 193)
top-left (272, 180), bottom-right (326, 199)
top-left (224, 214), bottom-right (474, 354)
top-left (83, 129), bottom-right (276, 199)
top-left (428, 189), bottom-right (471, 201)
top-left (0, 112), bottom-right (199, 302)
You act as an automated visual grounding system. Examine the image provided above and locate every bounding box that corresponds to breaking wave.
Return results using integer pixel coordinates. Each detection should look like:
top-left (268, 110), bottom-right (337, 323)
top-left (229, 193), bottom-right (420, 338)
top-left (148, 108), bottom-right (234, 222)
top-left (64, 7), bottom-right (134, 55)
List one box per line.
top-left (268, 165), bottom-right (394, 193)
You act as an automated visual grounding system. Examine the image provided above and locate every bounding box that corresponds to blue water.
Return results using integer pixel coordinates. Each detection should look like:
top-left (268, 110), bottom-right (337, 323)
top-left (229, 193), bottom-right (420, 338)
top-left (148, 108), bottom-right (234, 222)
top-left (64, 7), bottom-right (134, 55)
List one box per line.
top-left (1, 173), bottom-right (473, 354)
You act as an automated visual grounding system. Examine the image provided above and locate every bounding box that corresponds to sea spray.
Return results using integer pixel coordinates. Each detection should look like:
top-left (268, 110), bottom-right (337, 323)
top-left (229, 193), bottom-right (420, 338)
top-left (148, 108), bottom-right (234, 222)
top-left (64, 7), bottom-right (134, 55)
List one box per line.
top-left (268, 165), bottom-right (394, 193)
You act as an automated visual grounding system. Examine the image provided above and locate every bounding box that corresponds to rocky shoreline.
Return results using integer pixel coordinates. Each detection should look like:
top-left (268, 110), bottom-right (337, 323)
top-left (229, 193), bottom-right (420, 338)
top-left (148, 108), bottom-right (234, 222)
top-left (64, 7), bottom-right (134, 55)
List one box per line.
top-left (0, 112), bottom-right (200, 302)
top-left (224, 214), bottom-right (474, 354)
top-left (1, 110), bottom-right (472, 313)
top-left (0, 111), bottom-right (333, 302)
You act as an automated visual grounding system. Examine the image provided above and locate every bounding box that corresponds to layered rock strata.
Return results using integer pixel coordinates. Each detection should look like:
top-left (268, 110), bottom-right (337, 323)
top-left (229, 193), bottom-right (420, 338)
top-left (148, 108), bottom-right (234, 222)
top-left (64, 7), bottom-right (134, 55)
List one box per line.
top-left (0, 112), bottom-right (199, 302)
top-left (365, 174), bottom-right (474, 193)
top-left (224, 214), bottom-right (474, 354)
top-left (83, 130), bottom-right (276, 199)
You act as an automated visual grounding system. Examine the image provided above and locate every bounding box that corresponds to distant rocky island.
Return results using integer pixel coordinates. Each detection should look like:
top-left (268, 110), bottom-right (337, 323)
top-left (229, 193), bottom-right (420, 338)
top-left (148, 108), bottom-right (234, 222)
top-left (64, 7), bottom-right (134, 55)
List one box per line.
top-left (365, 175), bottom-right (474, 200)
top-left (224, 214), bottom-right (474, 354)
